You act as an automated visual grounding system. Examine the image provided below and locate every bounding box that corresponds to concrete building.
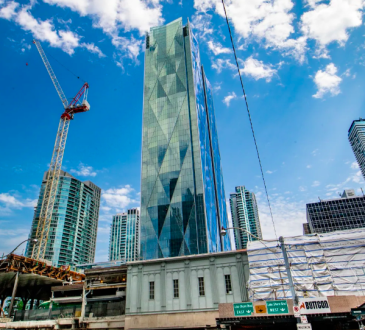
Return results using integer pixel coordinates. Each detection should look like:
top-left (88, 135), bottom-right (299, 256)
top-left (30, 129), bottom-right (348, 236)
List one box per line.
top-left (229, 186), bottom-right (262, 249)
top-left (349, 118), bottom-right (365, 179)
top-left (302, 222), bottom-right (311, 234)
top-left (26, 170), bottom-right (101, 267)
top-left (140, 18), bottom-right (231, 260)
top-left (109, 208), bottom-right (140, 262)
top-left (125, 250), bottom-right (249, 329)
top-left (306, 189), bottom-right (365, 234)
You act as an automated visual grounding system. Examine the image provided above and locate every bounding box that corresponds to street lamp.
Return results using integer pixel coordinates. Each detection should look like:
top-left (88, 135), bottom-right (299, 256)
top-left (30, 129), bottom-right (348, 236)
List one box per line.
top-left (220, 226), bottom-right (264, 241)
top-left (7, 238), bottom-right (38, 257)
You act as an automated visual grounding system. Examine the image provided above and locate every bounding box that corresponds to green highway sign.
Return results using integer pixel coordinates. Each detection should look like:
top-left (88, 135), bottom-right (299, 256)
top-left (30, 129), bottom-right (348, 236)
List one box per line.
top-left (351, 309), bottom-right (365, 316)
top-left (266, 300), bottom-right (289, 315)
top-left (234, 302), bottom-right (254, 316)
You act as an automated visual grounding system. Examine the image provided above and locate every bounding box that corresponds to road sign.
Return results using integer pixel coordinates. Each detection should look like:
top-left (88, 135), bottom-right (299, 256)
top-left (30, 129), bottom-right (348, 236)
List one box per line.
top-left (233, 302), bottom-right (254, 316)
top-left (297, 324), bottom-right (312, 330)
top-left (266, 300), bottom-right (289, 315)
top-left (255, 305), bottom-right (267, 314)
top-left (352, 309), bottom-right (365, 317)
top-left (294, 305), bottom-right (300, 317)
top-left (301, 315), bottom-right (308, 323)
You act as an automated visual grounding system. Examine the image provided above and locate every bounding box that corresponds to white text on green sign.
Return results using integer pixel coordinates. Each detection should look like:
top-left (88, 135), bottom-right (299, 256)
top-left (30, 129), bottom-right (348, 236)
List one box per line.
top-left (266, 300), bottom-right (289, 314)
top-left (233, 303), bottom-right (254, 316)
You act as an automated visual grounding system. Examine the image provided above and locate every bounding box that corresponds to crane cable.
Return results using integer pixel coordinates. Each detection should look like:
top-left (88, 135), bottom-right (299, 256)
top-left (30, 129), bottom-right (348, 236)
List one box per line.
top-left (220, 0), bottom-right (278, 240)
top-left (42, 47), bottom-right (86, 83)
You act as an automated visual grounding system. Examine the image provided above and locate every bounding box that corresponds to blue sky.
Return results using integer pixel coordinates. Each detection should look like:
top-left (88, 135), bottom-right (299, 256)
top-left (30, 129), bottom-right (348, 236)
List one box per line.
top-left (0, 0), bottom-right (365, 262)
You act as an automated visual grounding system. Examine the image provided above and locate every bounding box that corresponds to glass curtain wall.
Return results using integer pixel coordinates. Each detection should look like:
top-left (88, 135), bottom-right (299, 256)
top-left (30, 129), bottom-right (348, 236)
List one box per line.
top-left (141, 18), bottom-right (230, 260)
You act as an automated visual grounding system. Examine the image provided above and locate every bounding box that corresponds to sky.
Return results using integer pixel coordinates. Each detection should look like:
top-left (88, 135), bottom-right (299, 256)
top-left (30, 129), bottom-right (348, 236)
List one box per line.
top-left (0, 0), bottom-right (365, 262)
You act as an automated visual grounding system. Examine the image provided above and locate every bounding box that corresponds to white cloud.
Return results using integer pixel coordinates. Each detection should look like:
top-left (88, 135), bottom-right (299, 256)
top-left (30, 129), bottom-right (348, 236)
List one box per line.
top-left (190, 13), bottom-right (213, 40)
top-left (223, 91), bottom-right (237, 106)
top-left (306, 164), bottom-right (312, 168)
top-left (312, 63), bottom-right (342, 98)
top-left (351, 161), bottom-right (359, 169)
top-left (311, 148), bottom-right (319, 156)
top-left (44, 0), bottom-right (164, 35)
top-left (266, 170), bottom-right (274, 174)
top-left (0, 2), bottom-right (103, 56)
top-left (312, 180), bottom-right (320, 187)
top-left (299, 186), bottom-right (307, 192)
top-left (70, 163), bottom-right (97, 177)
top-left (43, 0), bottom-right (164, 62)
top-left (256, 192), bottom-right (306, 239)
top-left (0, 192), bottom-right (37, 212)
top-left (207, 40), bottom-right (232, 55)
top-left (194, 0), bottom-right (307, 61)
top-left (240, 56), bottom-right (277, 82)
top-left (81, 42), bottom-right (105, 57)
top-left (326, 162), bottom-right (364, 193)
top-left (102, 185), bottom-right (138, 209)
top-left (211, 58), bottom-right (236, 73)
top-left (0, 1), bottom-right (18, 19)
top-left (301, 0), bottom-right (364, 56)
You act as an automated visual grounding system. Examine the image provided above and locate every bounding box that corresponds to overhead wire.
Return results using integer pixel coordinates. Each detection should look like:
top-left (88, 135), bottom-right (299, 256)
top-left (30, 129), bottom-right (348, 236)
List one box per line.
top-left (42, 47), bottom-right (86, 83)
top-left (220, 0), bottom-right (278, 240)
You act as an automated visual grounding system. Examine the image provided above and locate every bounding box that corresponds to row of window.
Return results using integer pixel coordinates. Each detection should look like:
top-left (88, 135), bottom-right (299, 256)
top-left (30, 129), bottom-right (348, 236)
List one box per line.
top-left (148, 274), bottom-right (232, 300)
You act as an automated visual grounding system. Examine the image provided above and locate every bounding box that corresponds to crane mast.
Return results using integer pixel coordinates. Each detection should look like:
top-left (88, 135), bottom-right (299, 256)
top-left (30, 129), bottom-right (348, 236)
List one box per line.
top-left (31, 40), bottom-right (90, 261)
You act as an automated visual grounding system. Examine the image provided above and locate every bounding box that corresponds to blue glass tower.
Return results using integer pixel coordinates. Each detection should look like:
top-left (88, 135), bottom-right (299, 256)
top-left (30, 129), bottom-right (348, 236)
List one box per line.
top-left (140, 18), bottom-right (231, 260)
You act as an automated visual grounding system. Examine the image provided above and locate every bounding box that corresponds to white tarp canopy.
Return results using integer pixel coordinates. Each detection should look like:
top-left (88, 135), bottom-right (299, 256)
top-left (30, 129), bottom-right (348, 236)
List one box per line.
top-left (247, 228), bottom-right (365, 301)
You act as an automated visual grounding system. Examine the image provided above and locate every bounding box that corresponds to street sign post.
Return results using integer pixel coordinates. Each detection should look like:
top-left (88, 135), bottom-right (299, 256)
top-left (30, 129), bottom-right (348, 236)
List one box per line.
top-left (266, 300), bottom-right (289, 315)
top-left (300, 315), bottom-right (308, 323)
top-left (233, 302), bottom-right (254, 316)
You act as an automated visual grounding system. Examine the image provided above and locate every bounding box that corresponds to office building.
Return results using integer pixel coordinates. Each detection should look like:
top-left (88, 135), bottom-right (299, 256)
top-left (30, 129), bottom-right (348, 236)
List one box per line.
top-left (26, 170), bottom-right (101, 267)
top-left (140, 18), bottom-right (231, 260)
top-left (229, 186), bottom-right (262, 249)
top-left (349, 118), bottom-right (365, 179)
top-left (109, 208), bottom-right (140, 262)
top-left (306, 189), bottom-right (365, 233)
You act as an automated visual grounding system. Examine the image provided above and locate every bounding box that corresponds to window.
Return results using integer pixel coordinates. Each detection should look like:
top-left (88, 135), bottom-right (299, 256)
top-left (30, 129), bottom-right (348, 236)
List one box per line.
top-left (173, 279), bottom-right (179, 298)
top-left (198, 277), bottom-right (205, 296)
top-left (225, 274), bottom-right (232, 294)
top-left (149, 281), bottom-right (155, 300)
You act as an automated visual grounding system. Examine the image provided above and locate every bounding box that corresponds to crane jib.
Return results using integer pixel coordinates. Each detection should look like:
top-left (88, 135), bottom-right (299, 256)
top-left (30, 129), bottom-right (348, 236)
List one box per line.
top-left (30, 40), bottom-right (90, 261)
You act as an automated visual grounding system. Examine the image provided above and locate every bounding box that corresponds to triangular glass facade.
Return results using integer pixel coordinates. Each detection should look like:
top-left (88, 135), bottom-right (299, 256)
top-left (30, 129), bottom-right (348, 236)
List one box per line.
top-left (141, 18), bottom-right (231, 260)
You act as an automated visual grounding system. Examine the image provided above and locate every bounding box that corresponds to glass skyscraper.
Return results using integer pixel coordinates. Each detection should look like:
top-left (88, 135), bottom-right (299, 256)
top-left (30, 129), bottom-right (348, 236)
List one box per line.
top-left (229, 186), bottom-right (262, 249)
top-left (109, 208), bottom-right (140, 262)
top-left (26, 170), bottom-right (101, 267)
top-left (140, 18), bottom-right (231, 260)
top-left (349, 118), bottom-right (365, 179)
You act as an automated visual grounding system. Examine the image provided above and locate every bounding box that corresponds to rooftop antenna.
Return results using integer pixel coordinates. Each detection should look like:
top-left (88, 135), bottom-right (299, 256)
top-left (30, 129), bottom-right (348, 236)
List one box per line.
top-left (361, 188), bottom-right (365, 197)
top-left (338, 192), bottom-right (342, 197)
top-left (318, 197), bottom-right (321, 202)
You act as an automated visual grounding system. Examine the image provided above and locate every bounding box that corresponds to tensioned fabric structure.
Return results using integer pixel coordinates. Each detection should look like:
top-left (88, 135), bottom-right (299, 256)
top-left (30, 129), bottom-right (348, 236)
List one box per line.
top-left (140, 18), bottom-right (231, 260)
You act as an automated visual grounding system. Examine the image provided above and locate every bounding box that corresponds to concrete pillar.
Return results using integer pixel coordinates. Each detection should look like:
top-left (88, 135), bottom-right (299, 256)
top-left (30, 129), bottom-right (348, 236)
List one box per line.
top-left (8, 272), bottom-right (19, 317)
top-left (209, 257), bottom-right (218, 308)
top-left (184, 260), bottom-right (191, 309)
top-left (80, 285), bottom-right (86, 320)
top-left (160, 263), bottom-right (166, 311)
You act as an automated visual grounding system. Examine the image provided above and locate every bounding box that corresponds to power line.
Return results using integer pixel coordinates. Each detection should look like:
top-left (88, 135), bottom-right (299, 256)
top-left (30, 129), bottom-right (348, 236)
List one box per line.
top-left (220, 0), bottom-right (278, 240)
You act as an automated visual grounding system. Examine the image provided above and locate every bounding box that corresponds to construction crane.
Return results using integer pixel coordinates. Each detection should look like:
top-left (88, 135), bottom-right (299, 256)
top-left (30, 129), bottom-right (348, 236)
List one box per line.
top-left (31, 40), bottom-right (90, 261)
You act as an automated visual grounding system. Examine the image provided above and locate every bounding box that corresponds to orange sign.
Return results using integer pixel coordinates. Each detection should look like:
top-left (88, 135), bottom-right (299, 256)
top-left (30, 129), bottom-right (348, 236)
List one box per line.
top-left (255, 305), bottom-right (267, 314)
